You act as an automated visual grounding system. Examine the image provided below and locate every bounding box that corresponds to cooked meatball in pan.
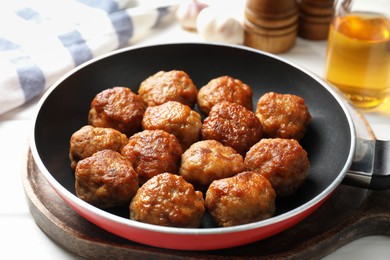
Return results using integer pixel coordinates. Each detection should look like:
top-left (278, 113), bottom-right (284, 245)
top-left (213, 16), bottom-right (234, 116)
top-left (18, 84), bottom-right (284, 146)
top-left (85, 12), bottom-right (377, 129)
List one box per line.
top-left (205, 171), bottom-right (276, 227)
top-left (245, 138), bottom-right (310, 197)
top-left (121, 130), bottom-right (183, 184)
top-left (75, 149), bottom-right (139, 208)
top-left (197, 76), bottom-right (253, 116)
top-left (88, 86), bottom-right (146, 137)
top-left (130, 173), bottom-right (205, 228)
top-left (138, 70), bottom-right (198, 108)
top-left (142, 101), bottom-right (202, 150)
top-left (255, 92), bottom-right (311, 140)
top-left (179, 140), bottom-right (246, 191)
top-left (201, 101), bottom-right (263, 155)
top-left (70, 74), bottom-right (314, 229)
top-left (69, 125), bottom-right (128, 170)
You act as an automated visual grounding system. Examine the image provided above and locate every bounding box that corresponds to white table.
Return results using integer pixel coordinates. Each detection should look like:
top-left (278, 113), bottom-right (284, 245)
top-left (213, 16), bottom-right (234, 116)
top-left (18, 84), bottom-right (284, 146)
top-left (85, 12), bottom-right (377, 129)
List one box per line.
top-left (1, 11), bottom-right (390, 260)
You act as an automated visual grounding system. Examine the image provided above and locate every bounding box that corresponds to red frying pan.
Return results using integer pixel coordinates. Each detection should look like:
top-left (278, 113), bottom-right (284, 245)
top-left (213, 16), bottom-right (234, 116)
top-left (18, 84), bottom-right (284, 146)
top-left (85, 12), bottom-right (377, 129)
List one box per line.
top-left (31, 43), bottom-right (389, 250)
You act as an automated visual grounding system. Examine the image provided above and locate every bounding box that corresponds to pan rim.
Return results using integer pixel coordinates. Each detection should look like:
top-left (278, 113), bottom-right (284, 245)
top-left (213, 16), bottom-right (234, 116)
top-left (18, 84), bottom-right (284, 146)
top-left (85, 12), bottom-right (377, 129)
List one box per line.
top-left (30, 42), bottom-right (357, 236)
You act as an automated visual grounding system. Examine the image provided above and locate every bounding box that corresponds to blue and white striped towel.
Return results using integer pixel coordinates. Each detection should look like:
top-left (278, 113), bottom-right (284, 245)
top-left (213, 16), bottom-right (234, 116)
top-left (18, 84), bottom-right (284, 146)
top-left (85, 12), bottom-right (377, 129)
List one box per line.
top-left (0, 0), bottom-right (176, 115)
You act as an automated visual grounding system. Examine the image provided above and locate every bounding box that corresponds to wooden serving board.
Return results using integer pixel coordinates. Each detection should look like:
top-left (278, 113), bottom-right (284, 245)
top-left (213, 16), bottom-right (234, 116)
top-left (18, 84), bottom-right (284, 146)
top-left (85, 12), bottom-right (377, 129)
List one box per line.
top-left (23, 103), bottom-right (390, 259)
top-left (23, 150), bottom-right (390, 259)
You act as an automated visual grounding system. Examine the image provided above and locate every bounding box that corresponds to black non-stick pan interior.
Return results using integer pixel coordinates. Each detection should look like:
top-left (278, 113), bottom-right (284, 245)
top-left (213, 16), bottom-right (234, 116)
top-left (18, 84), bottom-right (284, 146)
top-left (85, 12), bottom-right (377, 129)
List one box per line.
top-left (34, 43), bottom-right (353, 221)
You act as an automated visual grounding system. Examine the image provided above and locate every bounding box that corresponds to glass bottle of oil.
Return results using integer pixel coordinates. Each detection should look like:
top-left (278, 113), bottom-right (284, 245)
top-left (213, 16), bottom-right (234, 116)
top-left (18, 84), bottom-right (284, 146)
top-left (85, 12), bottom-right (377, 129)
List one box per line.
top-left (324, 0), bottom-right (390, 108)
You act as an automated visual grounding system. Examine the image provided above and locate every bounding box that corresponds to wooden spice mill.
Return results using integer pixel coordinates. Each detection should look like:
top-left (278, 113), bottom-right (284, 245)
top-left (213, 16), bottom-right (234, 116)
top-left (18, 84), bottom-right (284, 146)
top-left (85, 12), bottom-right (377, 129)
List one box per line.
top-left (244, 0), bottom-right (335, 53)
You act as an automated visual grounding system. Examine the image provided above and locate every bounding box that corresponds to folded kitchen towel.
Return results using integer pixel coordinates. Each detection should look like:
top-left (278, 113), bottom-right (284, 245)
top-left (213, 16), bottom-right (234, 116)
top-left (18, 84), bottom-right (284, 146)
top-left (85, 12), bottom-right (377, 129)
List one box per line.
top-left (0, 0), bottom-right (176, 115)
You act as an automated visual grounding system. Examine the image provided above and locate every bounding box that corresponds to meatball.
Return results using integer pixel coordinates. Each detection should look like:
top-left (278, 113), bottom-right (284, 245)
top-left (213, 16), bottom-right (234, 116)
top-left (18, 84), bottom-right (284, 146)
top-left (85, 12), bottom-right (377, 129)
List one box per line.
top-left (69, 125), bottom-right (128, 170)
top-left (201, 101), bottom-right (263, 155)
top-left (88, 86), bottom-right (146, 137)
top-left (255, 92), bottom-right (311, 140)
top-left (245, 138), bottom-right (310, 197)
top-left (142, 101), bottom-right (202, 150)
top-left (179, 140), bottom-right (246, 191)
top-left (130, 173), bottom-right (205, 228)
top-left (75, 149), bottom-right (139, 208)
top-left (205, 171), bottom-right (276, 227)
top-left (197, 76), bottom-right (253, 116)
top-left (121, 130), bottom-right (183, 184)
top-left (138, 70), bottom-right (198, 108)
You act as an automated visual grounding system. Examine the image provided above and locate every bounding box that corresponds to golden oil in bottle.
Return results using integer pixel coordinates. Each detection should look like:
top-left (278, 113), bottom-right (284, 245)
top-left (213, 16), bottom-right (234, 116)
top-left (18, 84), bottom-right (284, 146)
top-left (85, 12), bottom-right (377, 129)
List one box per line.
top-left (324, 12), bottom-right (390, 108)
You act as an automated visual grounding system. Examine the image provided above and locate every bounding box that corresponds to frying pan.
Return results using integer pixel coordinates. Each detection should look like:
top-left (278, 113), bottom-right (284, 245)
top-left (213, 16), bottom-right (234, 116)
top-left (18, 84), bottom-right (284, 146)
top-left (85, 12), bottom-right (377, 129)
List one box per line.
top-left (30, 43), bottom-right (389, 250)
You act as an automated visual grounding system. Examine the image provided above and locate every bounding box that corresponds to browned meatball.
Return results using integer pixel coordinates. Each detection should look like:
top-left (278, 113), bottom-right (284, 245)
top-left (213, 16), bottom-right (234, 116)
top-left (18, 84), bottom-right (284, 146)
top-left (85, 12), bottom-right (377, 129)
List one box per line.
top-left (130, 173), bottom-right (205, 228)
top-left (179, 140), bottom-right (246, 191)
top-left (201, 101), bottom-right (263, 155)
top-left (88, 86), bottom-right (146, 137)
top-left (205, 171), bottom-right (276, 227)
top-left (245, 138), bottom-right (309, 197)
top-left (142, 101), bottom-right (202, 150)
top-left (138, 70), bottom-right (198, 108)
top-left (255, 92), bottom-right (311, 140)
top-left (69, 125), bottom-right (128, 170)
top-left (121, 130), bottom-right (183, 184)
top-left (197, 76), bottom-right (253, 116)
top-left (75, 149), bottom-right (139, 208)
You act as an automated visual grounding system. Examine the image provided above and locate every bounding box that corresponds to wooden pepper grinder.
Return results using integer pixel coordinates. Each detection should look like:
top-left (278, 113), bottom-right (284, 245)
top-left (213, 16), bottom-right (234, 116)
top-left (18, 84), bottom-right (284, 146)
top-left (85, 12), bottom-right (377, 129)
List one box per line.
top-left (244, 0), bottom-right (299, 54)
top-left (297, 0), bottom-right (335, 40)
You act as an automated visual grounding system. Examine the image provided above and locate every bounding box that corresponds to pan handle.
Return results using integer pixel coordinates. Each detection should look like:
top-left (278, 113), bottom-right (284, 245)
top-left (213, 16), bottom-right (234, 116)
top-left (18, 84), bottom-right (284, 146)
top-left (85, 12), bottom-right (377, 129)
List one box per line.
top-left (345, 138), bottom-right (390, 190)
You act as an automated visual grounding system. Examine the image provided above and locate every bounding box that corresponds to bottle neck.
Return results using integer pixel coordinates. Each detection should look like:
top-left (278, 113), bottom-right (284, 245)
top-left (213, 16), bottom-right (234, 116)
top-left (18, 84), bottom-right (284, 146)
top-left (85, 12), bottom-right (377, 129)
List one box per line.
top-left (339, 0), bottom-right (352, 16)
